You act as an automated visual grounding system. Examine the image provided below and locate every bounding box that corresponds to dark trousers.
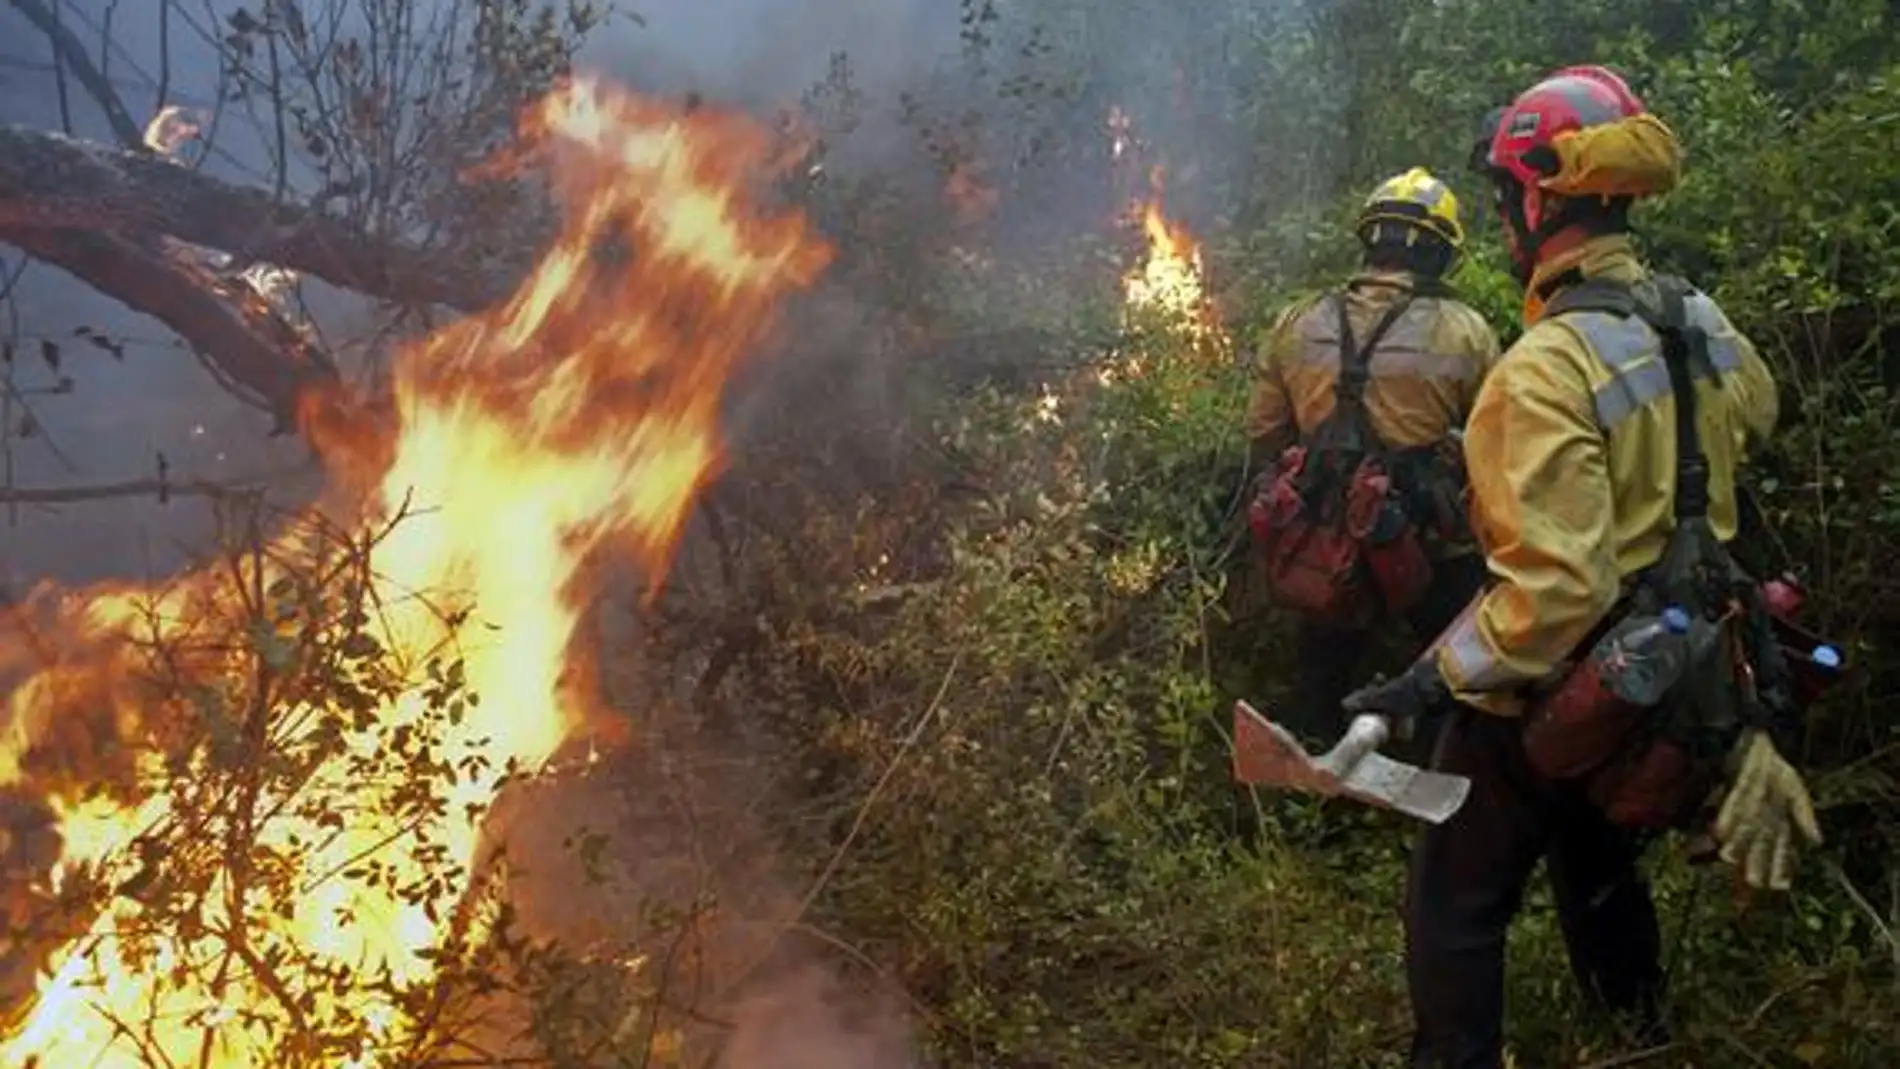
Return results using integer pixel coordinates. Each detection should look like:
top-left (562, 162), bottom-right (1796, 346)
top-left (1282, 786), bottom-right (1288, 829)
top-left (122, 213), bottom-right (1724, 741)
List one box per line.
top-left (1405, 710), bottom-right (1667, 1068)
top-left (1288, 553), bottom-right (1488, 743)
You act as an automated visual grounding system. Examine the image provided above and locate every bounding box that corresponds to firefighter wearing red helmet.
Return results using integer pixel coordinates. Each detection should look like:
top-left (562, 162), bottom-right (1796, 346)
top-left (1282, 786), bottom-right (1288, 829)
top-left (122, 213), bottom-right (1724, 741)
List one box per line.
top-left (1339, 66), bottom-right (1821, 1067)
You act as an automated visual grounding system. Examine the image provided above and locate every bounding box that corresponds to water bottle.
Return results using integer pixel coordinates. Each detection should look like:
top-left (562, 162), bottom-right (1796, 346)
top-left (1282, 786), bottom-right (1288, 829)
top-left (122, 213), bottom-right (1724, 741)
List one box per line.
top-left (1600, 606), bottom-right (1696, 706)
top-left (1522, 606), bottom-right (1694, 781)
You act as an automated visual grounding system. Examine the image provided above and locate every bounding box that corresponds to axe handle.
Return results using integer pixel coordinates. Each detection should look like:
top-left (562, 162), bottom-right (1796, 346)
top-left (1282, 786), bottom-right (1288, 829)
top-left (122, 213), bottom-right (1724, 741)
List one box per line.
top-left (1321, 714), bottom-right (1391, 774)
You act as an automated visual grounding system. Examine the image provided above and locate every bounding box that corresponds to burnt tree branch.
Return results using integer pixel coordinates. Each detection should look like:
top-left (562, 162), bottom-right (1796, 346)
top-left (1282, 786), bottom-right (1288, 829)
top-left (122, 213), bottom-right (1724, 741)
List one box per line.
top-left (0, 475), bottom-right (269, 506)
top-left (0, 124), bottom-right (523, 311)
top-left (3, 227), bottom-right (331, 429)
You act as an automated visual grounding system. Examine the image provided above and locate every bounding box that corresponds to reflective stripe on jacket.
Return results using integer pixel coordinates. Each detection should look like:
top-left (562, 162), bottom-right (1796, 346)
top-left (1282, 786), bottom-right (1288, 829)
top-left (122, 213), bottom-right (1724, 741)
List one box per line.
top-left (1246, 270), bottom-right (1501, 456)
top-left (1429, 235), bottom-right (1779, 716)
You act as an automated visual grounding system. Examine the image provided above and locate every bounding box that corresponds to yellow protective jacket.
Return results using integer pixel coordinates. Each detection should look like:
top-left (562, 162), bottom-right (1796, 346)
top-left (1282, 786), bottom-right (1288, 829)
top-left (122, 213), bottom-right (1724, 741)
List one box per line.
top-left (1246, 270), bottom-right (1501, 559)
top-left (1247, 271), bottom-right (1501, 459)
top-left (1429, 235), bottom-right (1780, 716)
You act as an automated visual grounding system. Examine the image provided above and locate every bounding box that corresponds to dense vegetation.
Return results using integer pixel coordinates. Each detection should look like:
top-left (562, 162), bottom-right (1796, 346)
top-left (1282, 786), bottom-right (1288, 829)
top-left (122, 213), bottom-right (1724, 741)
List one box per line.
top-left (2, 0), bottom-right (1896, 1066)
top-left (683, 1), bottom-right (1900, 1065)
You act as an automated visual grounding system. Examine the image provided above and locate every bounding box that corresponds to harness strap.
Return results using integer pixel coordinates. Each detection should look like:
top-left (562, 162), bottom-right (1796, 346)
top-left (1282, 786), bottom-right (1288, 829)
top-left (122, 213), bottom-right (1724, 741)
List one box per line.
top-left (1541, 274), bottom-right (1713, 521)
top-left (1330, 289), bottom-right (1417, 448)
top-left (1650, 278), bottom-right (1713, 521)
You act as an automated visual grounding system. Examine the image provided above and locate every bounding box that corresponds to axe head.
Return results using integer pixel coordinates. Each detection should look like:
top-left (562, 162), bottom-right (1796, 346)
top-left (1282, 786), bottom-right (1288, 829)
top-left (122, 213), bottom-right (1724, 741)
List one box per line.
top-left (1231, 700), bottom-right (1471, 824)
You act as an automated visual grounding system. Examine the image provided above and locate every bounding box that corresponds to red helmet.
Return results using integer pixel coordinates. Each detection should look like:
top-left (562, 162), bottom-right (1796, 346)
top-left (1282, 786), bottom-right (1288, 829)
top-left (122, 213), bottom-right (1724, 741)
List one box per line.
top-left (1485, 65), bottom-right (1647, 190)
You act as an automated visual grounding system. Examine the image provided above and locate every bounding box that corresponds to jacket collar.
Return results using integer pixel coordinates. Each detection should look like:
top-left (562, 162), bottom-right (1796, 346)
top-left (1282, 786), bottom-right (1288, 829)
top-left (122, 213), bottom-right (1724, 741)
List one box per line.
top-left (1522, 233), bottom-right (1647, 325)
top-left (1346, 268), bottom-right (1436, 299)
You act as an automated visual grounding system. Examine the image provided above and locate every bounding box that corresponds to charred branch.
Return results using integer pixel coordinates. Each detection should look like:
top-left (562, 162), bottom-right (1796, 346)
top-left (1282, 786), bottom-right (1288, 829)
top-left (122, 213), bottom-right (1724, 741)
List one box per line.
top-left (0, 124), bottom-right (521, 312)
top-left (5, 227), bottom-right (333, 431)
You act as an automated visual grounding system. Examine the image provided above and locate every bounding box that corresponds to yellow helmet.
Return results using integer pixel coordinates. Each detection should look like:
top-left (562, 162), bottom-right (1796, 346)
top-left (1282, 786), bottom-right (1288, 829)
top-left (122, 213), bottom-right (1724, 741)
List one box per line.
top-left (1356, 167), bottom-right (1465, 253)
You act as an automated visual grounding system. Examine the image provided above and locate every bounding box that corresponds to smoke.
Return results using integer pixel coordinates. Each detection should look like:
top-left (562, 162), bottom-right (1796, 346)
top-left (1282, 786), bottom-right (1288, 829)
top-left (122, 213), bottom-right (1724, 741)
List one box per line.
top-left (718, 962), bottom-right (917, 1069)
top-left (478, 692), bottom-right (922, 1067)
top-left (0, 1), bottom-right (1318, 1059)
top-left (0, 0), bottom-right (1297, 586)
top-left (574, 0), bottom-right (1299, 460)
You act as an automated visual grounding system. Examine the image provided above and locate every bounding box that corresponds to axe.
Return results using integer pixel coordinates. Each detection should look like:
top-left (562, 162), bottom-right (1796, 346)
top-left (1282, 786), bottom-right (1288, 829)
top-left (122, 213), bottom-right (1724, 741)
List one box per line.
top-left (1231, 700), bottom-right (1471, 824)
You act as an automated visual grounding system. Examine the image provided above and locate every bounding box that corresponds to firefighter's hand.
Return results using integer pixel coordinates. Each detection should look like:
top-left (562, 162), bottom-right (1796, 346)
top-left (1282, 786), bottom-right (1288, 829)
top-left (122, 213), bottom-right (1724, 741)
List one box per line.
top-left (1341, 659), bottom-right (1448, 739)
top-left (1712, 730), bottom-right (1822, 892)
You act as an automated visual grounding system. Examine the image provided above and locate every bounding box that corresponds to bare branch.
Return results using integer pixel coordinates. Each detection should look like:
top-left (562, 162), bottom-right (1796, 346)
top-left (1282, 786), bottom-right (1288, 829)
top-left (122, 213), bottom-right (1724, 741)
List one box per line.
top-left (7, 0), bottom-right (146, 147)
top-left (0, 475), bottom-right (268, 506)
top-left (3, 1), bottom-right (347, 428)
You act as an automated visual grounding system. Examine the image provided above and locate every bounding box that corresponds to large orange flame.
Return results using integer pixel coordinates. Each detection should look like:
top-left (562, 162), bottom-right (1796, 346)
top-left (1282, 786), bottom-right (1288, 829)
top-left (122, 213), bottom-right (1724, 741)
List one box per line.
top-left (0, 75), bottom-right (830, 1066)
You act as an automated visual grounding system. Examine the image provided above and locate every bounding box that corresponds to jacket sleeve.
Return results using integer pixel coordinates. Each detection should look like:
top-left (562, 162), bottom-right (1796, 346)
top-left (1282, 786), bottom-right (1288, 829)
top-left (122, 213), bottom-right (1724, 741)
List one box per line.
top-left (1432, 333), bottom-right (1622, 702)
top-left (1722, 319), bottom-right (1778, 454)
top-left (1453, 306), bottom-right (1506, 413)
top-left (1244, 306), bottom-right (1302, 465)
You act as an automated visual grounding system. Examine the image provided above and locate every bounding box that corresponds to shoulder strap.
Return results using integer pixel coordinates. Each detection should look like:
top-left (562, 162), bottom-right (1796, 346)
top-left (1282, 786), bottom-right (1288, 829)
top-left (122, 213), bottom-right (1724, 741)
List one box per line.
top-left (1331, 289), bottom-right (1417, 425)
top-left (1644, 276), bottom-right (1713, 521)
top-left (1539, 273), bottom-right (1712, 521)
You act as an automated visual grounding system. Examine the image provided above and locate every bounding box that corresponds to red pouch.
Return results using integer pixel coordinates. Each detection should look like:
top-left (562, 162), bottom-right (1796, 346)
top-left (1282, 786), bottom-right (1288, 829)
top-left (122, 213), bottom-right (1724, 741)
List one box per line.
top-left (1347, 461), bottom-right (1433, 615)
top-left (1249, 449), bottom-right (1374, 629)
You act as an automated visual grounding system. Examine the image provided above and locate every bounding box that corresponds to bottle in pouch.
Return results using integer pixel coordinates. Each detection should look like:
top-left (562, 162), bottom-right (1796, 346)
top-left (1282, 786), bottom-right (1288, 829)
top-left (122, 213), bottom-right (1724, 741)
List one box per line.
top-left (1592, 612), bottom-right (1727, 829)
top-left (1522, 607), bottom-right (1693, 781)
top-left (1363, 494), bottom-right (1432, 614)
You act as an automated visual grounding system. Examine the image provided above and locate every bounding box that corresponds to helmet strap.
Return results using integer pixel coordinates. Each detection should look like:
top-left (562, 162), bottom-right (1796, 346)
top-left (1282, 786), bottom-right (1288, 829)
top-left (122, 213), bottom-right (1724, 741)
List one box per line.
top-left (1490, 176), bottom-right (1537, 284)
top-left (1495, 179), bottom-right (1620, 286)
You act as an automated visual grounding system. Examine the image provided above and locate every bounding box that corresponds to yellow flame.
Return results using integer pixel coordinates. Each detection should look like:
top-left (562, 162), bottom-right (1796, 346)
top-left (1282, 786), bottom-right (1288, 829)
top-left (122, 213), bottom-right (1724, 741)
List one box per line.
top-left (0, 75), bottom-right (830, 1066)
top-left (1119, 167), bottom-right (1226, 356)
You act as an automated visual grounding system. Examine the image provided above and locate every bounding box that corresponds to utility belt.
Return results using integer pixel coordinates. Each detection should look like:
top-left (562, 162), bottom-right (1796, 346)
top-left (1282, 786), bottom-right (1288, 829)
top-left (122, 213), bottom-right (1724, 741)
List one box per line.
top-left (1248, 440), bottom-right (1467, 630)
top-left (1519, 569), bottom-right (1845, 832)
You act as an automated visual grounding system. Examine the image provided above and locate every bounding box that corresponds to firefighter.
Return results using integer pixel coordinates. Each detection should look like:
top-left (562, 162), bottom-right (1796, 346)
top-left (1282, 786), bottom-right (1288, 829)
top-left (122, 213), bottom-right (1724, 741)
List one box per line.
top-left (1245, 167), bottom-right (1500, 744)
top-left (1338, 66), bottom-right (1822, 1067)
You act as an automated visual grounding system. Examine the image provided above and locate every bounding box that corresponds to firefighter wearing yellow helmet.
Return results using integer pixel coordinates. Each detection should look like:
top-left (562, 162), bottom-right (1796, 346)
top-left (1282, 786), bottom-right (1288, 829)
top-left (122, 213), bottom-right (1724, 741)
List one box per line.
top-left (1339, 67), bottom-right (1823, 1066)
top-left (1244, 166), bottom-right (1499, 746)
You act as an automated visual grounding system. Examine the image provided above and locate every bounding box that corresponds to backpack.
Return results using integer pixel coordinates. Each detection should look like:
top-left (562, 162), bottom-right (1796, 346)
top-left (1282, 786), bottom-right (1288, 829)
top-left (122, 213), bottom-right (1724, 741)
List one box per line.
top-left (1247, 289), bottom-right (1450, 629)
top-left (1520, 274), bottom-right (1806, 830)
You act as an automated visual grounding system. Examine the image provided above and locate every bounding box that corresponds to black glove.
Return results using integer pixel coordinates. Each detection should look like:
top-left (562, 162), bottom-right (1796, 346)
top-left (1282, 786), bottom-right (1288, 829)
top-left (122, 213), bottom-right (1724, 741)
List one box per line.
top-left (1341, 658), bottom-right (1450, 740)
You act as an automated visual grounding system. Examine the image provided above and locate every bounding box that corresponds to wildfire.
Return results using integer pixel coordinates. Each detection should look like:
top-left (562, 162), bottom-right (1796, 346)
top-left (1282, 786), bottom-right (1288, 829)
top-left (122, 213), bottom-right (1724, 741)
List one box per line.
top-left (0, 75), bottom-right (829, 1067)
top-left (1120, 166), bottom-right (1226, 356)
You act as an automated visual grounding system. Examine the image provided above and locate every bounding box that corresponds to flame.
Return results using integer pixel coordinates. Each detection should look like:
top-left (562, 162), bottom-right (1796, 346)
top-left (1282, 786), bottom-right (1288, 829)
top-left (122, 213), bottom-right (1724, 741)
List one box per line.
top-left (143, 106), bottom-right (203, 157)
top-left (1119, 166), bottom-right (1226, 356)
top-left (0, 75), bottom-right (829, 1066)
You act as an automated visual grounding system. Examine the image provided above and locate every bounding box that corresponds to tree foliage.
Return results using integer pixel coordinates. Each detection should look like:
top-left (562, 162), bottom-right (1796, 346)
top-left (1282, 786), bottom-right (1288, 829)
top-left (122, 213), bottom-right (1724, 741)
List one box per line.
top-left (0, 0), bottom-right (1897, 1066)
